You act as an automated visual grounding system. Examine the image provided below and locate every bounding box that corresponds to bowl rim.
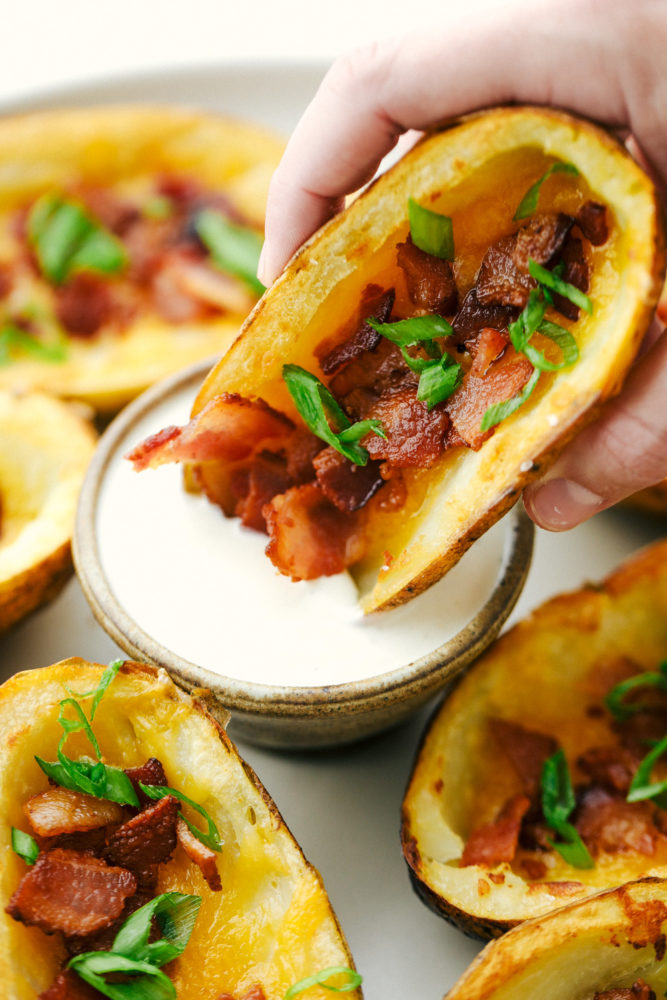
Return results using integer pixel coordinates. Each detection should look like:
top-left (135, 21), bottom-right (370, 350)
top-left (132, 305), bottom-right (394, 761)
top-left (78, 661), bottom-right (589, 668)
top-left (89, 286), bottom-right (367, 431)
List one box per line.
top-left (74, 359), bottom-right (534, 718)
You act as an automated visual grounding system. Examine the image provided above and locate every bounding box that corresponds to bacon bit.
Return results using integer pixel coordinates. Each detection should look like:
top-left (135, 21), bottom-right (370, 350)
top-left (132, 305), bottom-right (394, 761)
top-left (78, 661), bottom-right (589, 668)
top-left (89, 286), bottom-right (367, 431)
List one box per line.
top-left (264, 483), bottom-right (366, 580)
top-left (396, 237), bottom-right (458, 313)
top-left (66, 885), bottom-right (156, 957)
top-left (313, 447), bottom-right (384, 512)
top-left (446, 347), bottom-right (534, 450)
top-left (6, 848), bottom-right (136, 937)
top-left (104, 796), bottom-right (178, 874)
top-left (331, 338), bottom-right (417, 403)
top-left (460, 794), bottom-right (531, 867)
top-left (55, 273), bottom-right (114, 337)
top-left (575, 787), bottom-right (661, 857)
top-left (489, 717), bottom-right (558, 794)
top-left (234, 453), bottom-right (293, 531)
top-left (126, 393), bottom-right (294, 471)
top-left (76, 186), bottom-right (140, 236)
top-left (38, 969), bottom-right (101, 1000)
top-left (577, 745), bottom-right (640, 794)
top-left (124, 757), bottom-right (168, 807)
top-left (452, 288), bottom-right (518, 341)
top-left (176, 816), bottom-right (222, 891)
top-left (467, 328), bottom-right (509, 378)
top-left (552, 235), bottom-right (589, 320)
top-left (513, 212), bottom-right (573, 273)
top-left (24, 787), bottom-right (125, 838)
top-left (285, 430), bottom-right (325, 483)
top-left (154, 256), bottom-right (255, 319)
top-left (363, 386), bottom-right (449, 468)
top-left (577, 201), bottom-right (609, 246)
top-left (594, 980), bottom-right (656, 1000)
top-left (476, 234), bottom-right (535, 308)
top-left (318, 288), bottom-right (394, 375)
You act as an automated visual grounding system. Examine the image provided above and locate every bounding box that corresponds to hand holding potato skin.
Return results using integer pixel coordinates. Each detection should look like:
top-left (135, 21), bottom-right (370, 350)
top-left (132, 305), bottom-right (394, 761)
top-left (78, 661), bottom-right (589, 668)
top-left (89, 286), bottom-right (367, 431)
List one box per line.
top-left (257, 0), bottom-right (667, 531)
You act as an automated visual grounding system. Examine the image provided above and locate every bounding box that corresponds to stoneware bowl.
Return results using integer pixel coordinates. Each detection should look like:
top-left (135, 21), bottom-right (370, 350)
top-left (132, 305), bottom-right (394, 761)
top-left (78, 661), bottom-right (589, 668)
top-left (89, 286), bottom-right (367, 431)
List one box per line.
top-left (74, 359), bottom-right (534, 749)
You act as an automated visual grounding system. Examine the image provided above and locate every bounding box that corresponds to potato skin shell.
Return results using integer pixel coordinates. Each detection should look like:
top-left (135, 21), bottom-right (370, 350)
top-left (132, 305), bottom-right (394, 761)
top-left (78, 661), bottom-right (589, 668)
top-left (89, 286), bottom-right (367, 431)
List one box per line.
top-left (192, 105), bottom-right (665, 613)
top-left (0, 660), bottom-right (360, 999)
top-left (402, 539), bottom-right (667, 939)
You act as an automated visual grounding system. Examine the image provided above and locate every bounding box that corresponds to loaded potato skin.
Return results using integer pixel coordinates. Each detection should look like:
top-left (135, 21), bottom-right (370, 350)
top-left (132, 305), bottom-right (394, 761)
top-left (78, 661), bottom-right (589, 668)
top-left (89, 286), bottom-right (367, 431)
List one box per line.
top-left (0, 660), bottom-right (360, 999)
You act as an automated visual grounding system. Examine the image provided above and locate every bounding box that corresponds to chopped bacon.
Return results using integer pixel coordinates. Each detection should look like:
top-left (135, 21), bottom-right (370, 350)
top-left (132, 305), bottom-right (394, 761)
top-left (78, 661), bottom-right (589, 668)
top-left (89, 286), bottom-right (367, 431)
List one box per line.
top-left (512, 212), bottom-right (573, 273)
top-left (39, 970), bottom-right (101, 1000)
top-left (126, 393), bottom-right (294, 471)
top-left (467, 327), bottom-right (509, 377)
top-left (594, 981), bottom-right (656, 1000)
top-left (577, 745), bottom-right (640, 794)
top-left (54, 273), bottom-right (114, 337)
top-left (313, 447), bottom-right (384, 512)
top-left (233, 452), bottom-right (293, 531)
top-left (318, 288), bottom-right (394, 375)
top-left (396, 237), bottom-right (458, 313)
top-left (461, 794), bottom-right (531, 867)
top-left (552, 235), bottom-right (589, 319)
top-left (574, 787), bottom-right (661, 857)
top-left (452, 288), bottom-right (518, 341)
top-left (476, 234), bottom-right (534, 308)
top-left (176, 816), bottom-right (222, 891)
top-left (24, 787), bottom-right (125, 838)
top-left (77, 186), bottom-right (140, 237)
top-left (153, 255), bottom-right (254, 321)
top-left (6, 848), bottom-right (136, 937)
top-left (264, 483), bottom-right (366, 580)
top-left (577, 201), bottom-right (609, 246)
top-left (124, 757), bottom-right (168, 806)
top-left (104, 795), bottom-right (178, 874)
top-left (489, 718), bottom-right (558, 794)
top-left (446, 346), bottom-right (534, 449)
top-left (331, 338), bottom-right (417, 403)
top-left (363, 386), bottom-right (450, 468)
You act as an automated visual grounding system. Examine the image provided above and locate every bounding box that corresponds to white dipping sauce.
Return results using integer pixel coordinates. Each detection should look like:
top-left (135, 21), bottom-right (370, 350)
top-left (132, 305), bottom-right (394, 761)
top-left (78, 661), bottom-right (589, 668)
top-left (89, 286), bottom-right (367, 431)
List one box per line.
top-left (97, 380), bottom-right (510, 688)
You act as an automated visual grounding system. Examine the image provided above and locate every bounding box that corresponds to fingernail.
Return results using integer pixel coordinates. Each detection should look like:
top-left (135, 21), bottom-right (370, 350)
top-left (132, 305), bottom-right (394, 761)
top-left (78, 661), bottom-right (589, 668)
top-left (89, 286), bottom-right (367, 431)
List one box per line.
top-left (524, 477), bottom-right (604, 531)
top-left (257, 244), bottom-right (269, 287)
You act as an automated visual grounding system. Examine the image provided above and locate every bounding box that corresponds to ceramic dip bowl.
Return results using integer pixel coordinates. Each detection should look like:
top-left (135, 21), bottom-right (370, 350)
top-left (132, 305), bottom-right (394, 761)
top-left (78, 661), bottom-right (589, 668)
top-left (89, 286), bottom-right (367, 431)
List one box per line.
top-left (74, 360), bottom-right (534, 749)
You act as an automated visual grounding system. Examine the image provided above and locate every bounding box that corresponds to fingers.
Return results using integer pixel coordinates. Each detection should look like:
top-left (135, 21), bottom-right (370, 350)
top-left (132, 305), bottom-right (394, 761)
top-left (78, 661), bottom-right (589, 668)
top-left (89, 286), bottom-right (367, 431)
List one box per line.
top-left (259, 0), bottom-right (667, 283)
top-left (523, 324), bottom-right (667, 530)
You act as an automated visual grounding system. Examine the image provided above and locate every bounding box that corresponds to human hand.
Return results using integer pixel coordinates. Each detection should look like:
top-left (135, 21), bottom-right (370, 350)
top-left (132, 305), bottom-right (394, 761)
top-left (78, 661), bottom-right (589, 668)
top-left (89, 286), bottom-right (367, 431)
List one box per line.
top-left (257, 0), bottom-right (667, 530)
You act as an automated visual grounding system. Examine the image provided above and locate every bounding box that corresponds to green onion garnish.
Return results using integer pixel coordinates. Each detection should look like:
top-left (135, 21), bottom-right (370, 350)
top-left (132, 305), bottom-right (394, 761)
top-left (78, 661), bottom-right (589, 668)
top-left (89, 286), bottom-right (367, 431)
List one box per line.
top-left (284, 967), bottom-right (362, 999)
top-left (367, 314), bottom-right (453, 346)
top-left (367, 315), bottom-right (462, 410)
top-left (64, 658), bottom-right (123, 721)
top-left (11, 827), bottom-right (39, 866)
top-left (0, 324), bottom-right (68, 365)
top-left (28, 193), bottom-right (126, 285)
top-left (605, 661), bottom-right (667, 722)
top-left (68, 892), bottom-right (201, 1000)
top-left (416, 354), bottom-right (462, 408)
top-left (408, 197), bottom-right (454, 260)
top-left (541, 749), bottom-right (594, 869)
top-left (627, 734), bottom-right (667, 808)
top-left (282, 364), bottom-right (385, 466)
top-left (528, 259), bottom-right (593, 315)
top-left (194, 208), bottom-right (265, 296)
top-left (139, 782), bottom-right (222, 853)
top-left (513, 162), bottom-right (579, 221)
top-left (480, 367), bottom-right (540, 432)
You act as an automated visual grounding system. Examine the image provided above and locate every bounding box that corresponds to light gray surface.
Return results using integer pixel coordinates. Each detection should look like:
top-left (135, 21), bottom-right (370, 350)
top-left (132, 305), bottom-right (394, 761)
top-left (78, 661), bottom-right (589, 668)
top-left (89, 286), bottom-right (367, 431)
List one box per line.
top-left (0, 64), bottom-right (665, 1000)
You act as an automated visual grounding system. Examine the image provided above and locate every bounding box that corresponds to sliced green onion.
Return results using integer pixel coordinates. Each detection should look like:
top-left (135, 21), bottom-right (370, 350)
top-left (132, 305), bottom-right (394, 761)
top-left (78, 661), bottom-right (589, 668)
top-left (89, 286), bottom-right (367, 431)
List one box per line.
top-left (112, 892), bottom-right (202, 966)
top-left (11, 827), bottom-right (39, 865)
top-left (408, 197), bottom-right (454, 260)
top-left (282, 364), bottom-right (385, 466)
top-left (527, 319), bottom-right (579, 372)
top-left (605, 661), bottom-right (667, 722)
top-left (528, 259), bottom-right (593, 315)
top-left (513, 162), bottom-right (579, 221)
top-left (507, 289), bottom-right (548, 353)
top-left (28, 193), bottom-right (126, 285)
top-left (68, 952), bottom-right (176, 1000)
top-left (368, 315), bottom-right (460, 409)
top-left (0, 324), bottom-right (68, 366)
top-left (194, 208), bottom-right (265, 296)
top-left (57, 697), bottom-right (101, 760)
top-left (541, 749), bottom-right (594, 869)
top-left (367, 314), bottom-right (453, 346)
top-left (140, 782), bottom-right (222, 853)
top-left (627, 734), bottom-right (667, 808)
top-left (284, 967), bottom-right (362, 999)
top-left (64, 659), bottom-right (123, 720)
top-left (416, 355), bottom-right (462, 409)
top-left (480, 367), bottom-right (540, 432)
top-left (35, 755), bottom-right (140, 808)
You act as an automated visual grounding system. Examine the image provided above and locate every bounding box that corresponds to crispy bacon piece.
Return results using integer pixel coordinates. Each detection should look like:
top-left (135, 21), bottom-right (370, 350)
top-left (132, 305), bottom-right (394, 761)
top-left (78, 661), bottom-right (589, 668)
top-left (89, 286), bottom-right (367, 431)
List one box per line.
top-left (233, 453), bottom-right (294, 531)
top-left (176, 816), bottom-right (222, 892)
top-left (77, 186), bottom-right (140, 237)
top-left (489, 718), bottom-right (558, 794)
top-left (574, 787), bottom-right (661, 857)
top-left (39, 970), bottom-right (101, 1000)
top-left (594, 981), bottom-right (656, 1000)
top-left (104, 795), bottom-right (178, 874)
top-left (396, 237), bottom-right (458, 313)
top-left (24, 787), bottom-right (125, 839)
top-left (577, 201), bottom-right (609, 246)
top-left (331, 338), bottom-right (417, 403)
top-left (153, 255), bottom-right (254, 321)
top-left (54, 273), bottom-right (114, 337)
top-left (467, 328), bottom-right (509, 378)
top-left (513, 212), bottom-right (573, 273)
top-left (461, 794), bottom-right (531, 867)
top-left (552, 235), bottom-right (589, 319)
top-left (124, 757), bottom-right (168, 807)
top-left (452, 288), bottom-right (518, 341)
top-left (446, 346), bottom-right (534, 450)
top-left (318, 288), bottom-right (394, 375)
top-left (313, 447), bottom-right (384, 512)
top-left (476, 234), bottom-right (534, 308)
top-left (6, 848), bottom-right (136, 937)
top-left (577, 745), bottom-right (640, 794)
top-left (363, 386), bottom-right (450, 468)
top-left (264, 483), bottom-right (366, 580)
top-left (126, 393), bottom-right (294, 471)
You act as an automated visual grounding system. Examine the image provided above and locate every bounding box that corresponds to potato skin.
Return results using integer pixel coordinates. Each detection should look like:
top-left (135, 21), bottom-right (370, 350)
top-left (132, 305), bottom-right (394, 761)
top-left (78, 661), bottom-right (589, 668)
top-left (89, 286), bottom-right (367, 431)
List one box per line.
top-left (191, 106), bottom-right (665, 612)
top-left (0, 660), bottom-right (360, 999)
top-left (402, 539), bottom-right (667, 939)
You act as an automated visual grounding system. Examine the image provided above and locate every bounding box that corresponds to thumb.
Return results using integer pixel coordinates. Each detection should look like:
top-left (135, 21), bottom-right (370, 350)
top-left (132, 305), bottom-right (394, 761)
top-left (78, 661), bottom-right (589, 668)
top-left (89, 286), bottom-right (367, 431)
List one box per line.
top-left (523, 321), bottom-right (667, 530)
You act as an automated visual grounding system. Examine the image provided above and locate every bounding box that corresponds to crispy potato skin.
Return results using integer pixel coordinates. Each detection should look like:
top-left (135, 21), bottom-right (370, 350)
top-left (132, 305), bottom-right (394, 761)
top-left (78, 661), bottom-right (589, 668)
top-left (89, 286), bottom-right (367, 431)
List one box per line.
top-left (190, 106), bottom-right (665, 613)
top-left (0, 106), bottom-right (284, 412)
top-left (0, 660), bottom-right (360, 999)
top-left (0, 392), bottom-right (96, 633)
top-left (445, 879), bottom-right (667, 999)
top-left (402, 540), bottom-right (667, 939)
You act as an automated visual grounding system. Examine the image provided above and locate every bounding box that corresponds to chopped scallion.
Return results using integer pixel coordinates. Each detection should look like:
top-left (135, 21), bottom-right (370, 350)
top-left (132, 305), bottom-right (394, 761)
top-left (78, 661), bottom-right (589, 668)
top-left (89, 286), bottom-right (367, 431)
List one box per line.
top-left (194, 208), bottom-right (265, 296)
top-left (408, 197), bottom-right (454, 260)
top-left (513, 162), bottom-right (579, 221)
top-left (140, 782), bottom-right (222, 853)
top-left (11, 827), bottom-right (39, 865)
top-left (528, 259), bottom-right (593, 315)
top-left (541, 749), bottom-right (594, 869)
top-left (28, 193), bottom-right (126, 285)
top-left (284, 967), bottom-right (363, 999)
